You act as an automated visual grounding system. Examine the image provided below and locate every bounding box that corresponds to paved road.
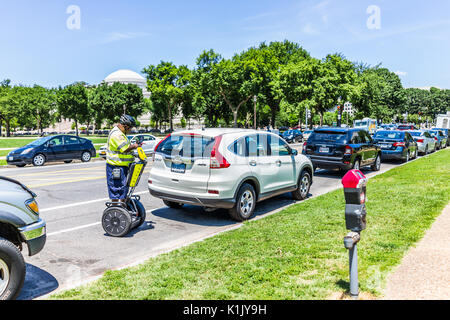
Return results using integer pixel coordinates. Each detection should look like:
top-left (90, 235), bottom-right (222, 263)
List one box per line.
top-left (0, 152), bottom-right (408, 300)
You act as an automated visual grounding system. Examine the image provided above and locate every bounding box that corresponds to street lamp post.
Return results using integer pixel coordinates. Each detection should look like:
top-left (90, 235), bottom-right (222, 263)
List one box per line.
top-left (253, 95), bottom-right (257, 130)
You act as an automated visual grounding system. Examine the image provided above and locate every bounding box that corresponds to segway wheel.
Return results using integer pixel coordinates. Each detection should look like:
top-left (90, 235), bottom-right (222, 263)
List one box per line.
top-left (102, 206), bottom-right (132, 237)
top-left (128, 199), bottom-right (146, 229)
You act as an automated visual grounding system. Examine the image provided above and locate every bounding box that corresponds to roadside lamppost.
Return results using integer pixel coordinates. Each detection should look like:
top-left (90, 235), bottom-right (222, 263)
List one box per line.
top-left (253, 95), bottom-right (257, 130)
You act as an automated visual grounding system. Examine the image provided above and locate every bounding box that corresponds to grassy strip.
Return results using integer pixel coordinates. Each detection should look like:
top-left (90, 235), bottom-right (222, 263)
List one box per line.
top-left (52, 149), bottom-right (450, 300)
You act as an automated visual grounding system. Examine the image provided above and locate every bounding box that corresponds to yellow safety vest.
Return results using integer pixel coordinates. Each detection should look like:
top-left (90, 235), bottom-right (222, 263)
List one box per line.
top-left (106, 126), bottom-right (134, 166)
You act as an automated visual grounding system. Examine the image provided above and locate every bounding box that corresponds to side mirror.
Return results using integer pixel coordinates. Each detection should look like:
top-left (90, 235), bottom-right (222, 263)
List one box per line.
top-left (48, 142), bottom-right (55, 147)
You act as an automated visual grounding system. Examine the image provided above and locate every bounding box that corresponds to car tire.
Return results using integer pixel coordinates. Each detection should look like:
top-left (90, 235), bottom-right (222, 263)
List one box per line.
top-left (163, 200), bottom-right (184, 209)
top-left (32, 154), bottom-right (46, 166)
top-left (15, 164), bottom-right (26, 168)
top-left (64, 160), bottom-right (73, 164)
top-left (81, 151), bottom-right (91, 162)
top-left (292, 170), bottom-right (311, 200)
top-left (228, 183), bottom-right (256, 222)
top-left (352, 158), bottom-right (361, 171)
top-left (371, 154), bottom-right (381, 171)
top-left (403, 150), bottom-right (410, 163)
top-left (0, 237), bottom-right (26, 300)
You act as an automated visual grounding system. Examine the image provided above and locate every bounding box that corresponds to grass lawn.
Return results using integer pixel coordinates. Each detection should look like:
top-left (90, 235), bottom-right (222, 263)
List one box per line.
top-left (51, 149), bottom-right (450, 300)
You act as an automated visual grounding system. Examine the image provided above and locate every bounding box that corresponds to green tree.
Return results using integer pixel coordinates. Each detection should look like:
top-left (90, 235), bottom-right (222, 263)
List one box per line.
top-left (57, 83), bottom-right (89, 136)
top-left (142, 62), bottom-right (190, 131)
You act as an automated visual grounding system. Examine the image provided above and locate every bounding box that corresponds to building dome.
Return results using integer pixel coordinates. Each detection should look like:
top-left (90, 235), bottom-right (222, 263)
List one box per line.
top-left (104, 69), bottom-right (146, 87)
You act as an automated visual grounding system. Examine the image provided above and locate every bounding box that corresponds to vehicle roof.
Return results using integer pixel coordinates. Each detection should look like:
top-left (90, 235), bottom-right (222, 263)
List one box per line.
top-left (171, 128), bottom-right (258, 138)
top-left (314, 127), bottom-right (353, 133)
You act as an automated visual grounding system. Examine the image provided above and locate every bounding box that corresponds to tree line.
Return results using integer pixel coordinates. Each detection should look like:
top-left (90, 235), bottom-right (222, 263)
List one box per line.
top-left (1, 40), bottom-right (449, 137)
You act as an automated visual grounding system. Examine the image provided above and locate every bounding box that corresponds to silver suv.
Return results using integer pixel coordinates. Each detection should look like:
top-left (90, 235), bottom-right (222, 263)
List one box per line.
top-left (0, 176), bottom-right (46, 300)
top-left (148, 129), bottom-right (313, 221)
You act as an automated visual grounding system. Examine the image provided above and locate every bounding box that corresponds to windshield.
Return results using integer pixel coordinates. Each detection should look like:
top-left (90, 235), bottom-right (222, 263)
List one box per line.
top-left (355, 121), bottom-right (368, 127)
top-left (309, 131), bottom-right (348, 143)
top-left (156, 134), bottom-right (215, 158)
top-left (374, 131), bottom-right (404, 139)
top-left (26, 136), bottom-right (52, 146)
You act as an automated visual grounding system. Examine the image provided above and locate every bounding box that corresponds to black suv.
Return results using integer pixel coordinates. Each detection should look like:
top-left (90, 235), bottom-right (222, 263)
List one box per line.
top-left (302, 127), bottom-right (381, 171)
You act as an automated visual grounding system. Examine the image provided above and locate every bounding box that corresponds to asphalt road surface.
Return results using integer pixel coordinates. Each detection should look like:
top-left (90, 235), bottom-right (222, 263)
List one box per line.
top-left (0, 152), bottom-right (408, 300)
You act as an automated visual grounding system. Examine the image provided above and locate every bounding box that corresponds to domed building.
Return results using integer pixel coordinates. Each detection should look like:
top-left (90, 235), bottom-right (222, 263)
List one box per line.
top-left (103, 69), bottom-right (151, 125)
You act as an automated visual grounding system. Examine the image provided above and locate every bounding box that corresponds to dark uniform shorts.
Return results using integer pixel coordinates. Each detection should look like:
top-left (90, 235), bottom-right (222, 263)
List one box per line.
top-left (106, 163), bottom-right (129, 200)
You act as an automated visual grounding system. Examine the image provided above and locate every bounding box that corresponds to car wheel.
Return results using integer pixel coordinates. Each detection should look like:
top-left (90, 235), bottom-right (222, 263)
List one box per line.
top-left (229, 183), bottom-right (256, 222)
top-left (163, 200), bottom-right (184, 209)
top-left (371, 154), bottom-right (381, 171)
top-left (64, 160), bottom-right (73, 164)
top-left (32, 154), bottom-right (46, 166)
top-left (352, 158), bottom-right (361, 171)
top-left (403, 150), bottom-right (410, 163)
top-left (0, 237), bottom-right (26, 300)
top-left (81, 151), bottom-right (91, 162)
top-left (292, 170), bottom-right (311, 200)
top-left (15, 164), bottom-right (26, 168)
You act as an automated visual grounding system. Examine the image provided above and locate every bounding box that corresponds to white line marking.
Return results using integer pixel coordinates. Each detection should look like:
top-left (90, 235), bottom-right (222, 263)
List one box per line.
top-left (40, 191), bottom-right (148, 212)
top-left (47, 222), bottom-right (101, 236)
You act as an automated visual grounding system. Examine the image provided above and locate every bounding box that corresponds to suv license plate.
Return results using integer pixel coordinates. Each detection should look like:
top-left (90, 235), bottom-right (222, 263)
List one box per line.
top-left (319, 147), bottom-right (329, 153)
top-left (8, 156), bottom-right (13, 161)
top-left (381, 144), bottom-right (390, 149)
top-left (171, 163), bottom-right (186, 174)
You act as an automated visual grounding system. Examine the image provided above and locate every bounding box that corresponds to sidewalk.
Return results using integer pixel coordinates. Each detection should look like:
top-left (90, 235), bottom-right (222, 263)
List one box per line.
top-left (383, 202), bottom-right (450, 300)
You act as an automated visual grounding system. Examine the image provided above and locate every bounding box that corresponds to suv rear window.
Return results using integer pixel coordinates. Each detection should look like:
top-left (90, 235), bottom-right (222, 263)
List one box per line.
top-left (308, 131), bottom-right (348, 143)
top-left (374, 131), bottom-right (405, 139)
top-left (156, 134), bottom-right (215, 158)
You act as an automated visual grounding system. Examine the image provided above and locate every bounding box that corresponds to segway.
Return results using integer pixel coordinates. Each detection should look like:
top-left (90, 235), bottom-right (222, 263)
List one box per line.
top-left (102, 147), bottom-right (148, 237)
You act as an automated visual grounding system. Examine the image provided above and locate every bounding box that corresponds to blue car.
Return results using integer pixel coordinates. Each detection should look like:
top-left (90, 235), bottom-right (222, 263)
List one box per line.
top-left (6, 135), bottom-right (96, 167)
top-left (373, 130), bottom-right (418, 162)
top-left (281, 129), bottom-right (303, 144)
top-left (431, 128), bottom-right (449, 147)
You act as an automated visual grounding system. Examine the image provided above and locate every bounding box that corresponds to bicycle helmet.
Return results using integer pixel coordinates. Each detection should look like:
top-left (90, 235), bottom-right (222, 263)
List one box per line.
top-left (120, 114), bottom-right (137, 128)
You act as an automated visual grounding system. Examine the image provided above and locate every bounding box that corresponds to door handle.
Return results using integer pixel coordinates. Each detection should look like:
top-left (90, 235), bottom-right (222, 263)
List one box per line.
top-left (249, 160), bottom-right (257, 166)
top-left (275, 160), bottom-right (282, 166)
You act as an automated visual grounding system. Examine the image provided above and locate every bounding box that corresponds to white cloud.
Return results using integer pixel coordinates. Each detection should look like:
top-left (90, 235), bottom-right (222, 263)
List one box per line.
top-left (394, 71), bottom-right (408, 76)
top-left (302, 23), bottom-right (319, 35)
top-left (102, 32), bottom-right (152, 44)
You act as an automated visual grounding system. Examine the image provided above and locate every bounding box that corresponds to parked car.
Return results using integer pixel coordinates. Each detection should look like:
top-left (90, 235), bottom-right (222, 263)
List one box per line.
top-left (408, 130), bottom-right (437, 155)
top-left (432, 128), bottom-right (450, 146)
top-left (397, 124), bottom-right (416, 131)
top-left (6, 135), bottom-right (96, 167)
top-left (0, 176), bottom-right (46, 300)
top-left (302, 127), bottom-right (381, 171)
top-left (148, 129), bottom-right (314, 221)
top-left (98, 134), bottom-right (161, 159)
top-left (372, 130), bottom-right (418, 162)
top-left (281, 129), bottom-right (303, 144)
top-left (428, 130), bottom-right (448, 149)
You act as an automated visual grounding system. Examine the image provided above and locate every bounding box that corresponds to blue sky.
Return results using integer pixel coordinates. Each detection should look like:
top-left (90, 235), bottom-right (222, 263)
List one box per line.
top-left (1, 0), bottom-right (449, 89)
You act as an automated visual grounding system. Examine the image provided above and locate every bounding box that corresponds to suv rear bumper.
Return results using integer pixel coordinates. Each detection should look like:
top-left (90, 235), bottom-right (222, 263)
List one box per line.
top-left (149, 188), bottom-right (235, 209)
top-left (18, 218), bottom-right (46, 256)
top-left (307, 155), bottom-right (352, 170)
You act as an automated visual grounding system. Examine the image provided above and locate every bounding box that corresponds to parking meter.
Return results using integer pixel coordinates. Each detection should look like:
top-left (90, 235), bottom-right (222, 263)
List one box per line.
top-left (341, 169), bottom-right (368, 299)
top-left (342, 169), bottom-right (367, 232)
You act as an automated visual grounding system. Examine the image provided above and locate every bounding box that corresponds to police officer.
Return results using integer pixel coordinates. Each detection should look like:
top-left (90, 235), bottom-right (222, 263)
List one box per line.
top-left (106, 114), bottom-right (140, 203)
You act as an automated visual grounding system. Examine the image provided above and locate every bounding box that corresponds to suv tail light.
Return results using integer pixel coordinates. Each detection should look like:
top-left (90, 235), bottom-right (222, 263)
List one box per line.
top-left (416, 139), bottom-right (424, 143)
top-left (303, 141), bottom-right (307, 149)
top-left (210, 136), bottom-right (230, 169)
top-left (152, 134), bottom-right (171, 160)
top-left (344, 145), bottom-right (353, 155)
top-left (393, 142), bottom-right (406, 147)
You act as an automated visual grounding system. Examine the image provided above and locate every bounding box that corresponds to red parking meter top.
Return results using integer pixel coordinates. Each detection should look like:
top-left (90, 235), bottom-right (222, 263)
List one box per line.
top-left (342, 169), bottom-right (367, 189)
